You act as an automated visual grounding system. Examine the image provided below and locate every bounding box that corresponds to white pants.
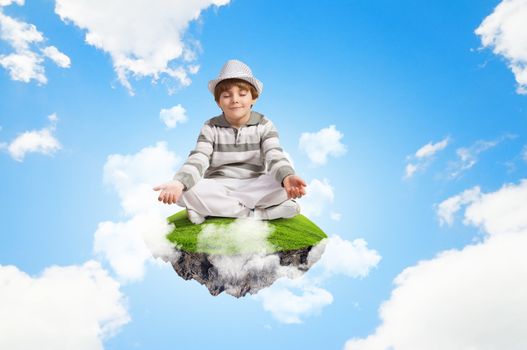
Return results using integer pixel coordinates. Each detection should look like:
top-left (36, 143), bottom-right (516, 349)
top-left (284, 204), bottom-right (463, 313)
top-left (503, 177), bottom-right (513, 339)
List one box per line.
top-left (176, 173), bottom-right (288, 218)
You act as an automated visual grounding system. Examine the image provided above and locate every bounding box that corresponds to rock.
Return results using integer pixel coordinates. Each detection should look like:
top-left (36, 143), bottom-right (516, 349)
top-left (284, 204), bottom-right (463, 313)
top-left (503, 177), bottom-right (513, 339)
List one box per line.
top-left (169, 243), bottom-right (326, 298)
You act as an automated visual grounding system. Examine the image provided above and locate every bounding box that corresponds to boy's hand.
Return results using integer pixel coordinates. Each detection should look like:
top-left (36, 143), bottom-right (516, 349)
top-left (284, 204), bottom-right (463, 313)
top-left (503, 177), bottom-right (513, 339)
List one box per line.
top-left (283, 175), bottom-right (307, 199)
top-left (153, 180), bottom-right (185, 205)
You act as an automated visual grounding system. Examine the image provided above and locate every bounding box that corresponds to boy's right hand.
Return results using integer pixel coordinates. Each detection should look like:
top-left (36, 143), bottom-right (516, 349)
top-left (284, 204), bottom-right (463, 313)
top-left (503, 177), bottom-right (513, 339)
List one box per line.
top-left (153, 180), bottom-right (185, 205)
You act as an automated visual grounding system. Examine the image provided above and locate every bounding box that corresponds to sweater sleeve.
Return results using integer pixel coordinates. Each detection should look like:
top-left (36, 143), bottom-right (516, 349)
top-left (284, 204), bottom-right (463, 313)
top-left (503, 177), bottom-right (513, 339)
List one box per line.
top-left (260, 117), bottom-right (295, 184)
top-left (173, 123), bottom-right (214, 190)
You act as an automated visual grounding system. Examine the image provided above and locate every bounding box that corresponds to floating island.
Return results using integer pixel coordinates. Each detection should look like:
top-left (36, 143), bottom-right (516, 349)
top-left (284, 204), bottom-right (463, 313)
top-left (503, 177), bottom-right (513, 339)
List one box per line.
top-left (165, 210), bottom-right (328, 298)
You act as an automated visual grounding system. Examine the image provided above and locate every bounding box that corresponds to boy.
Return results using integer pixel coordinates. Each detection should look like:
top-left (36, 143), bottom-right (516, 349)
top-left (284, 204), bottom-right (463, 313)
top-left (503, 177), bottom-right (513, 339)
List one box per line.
top-left (153, 59), bottom-right (306, 224)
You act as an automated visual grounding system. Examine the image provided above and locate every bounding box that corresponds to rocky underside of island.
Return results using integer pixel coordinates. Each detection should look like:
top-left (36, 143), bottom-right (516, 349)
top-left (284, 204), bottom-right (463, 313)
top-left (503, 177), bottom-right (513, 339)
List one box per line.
top-left (169, 244), bottom-right (325, 298)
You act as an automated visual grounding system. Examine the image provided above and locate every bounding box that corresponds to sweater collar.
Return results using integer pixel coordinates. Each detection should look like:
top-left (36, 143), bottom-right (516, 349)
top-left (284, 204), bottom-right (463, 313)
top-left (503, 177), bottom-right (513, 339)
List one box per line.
top-left (210, 111), bottom-right (263, 127)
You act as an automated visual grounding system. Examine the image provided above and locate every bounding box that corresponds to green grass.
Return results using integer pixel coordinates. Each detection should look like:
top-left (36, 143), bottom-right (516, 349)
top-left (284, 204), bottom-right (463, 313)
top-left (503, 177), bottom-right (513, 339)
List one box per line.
top-left (166, 209), bottom-right (327, 255)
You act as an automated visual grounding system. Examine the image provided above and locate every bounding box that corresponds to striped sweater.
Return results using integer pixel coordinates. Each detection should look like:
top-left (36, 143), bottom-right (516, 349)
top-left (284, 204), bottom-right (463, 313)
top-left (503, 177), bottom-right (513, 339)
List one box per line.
top-left (173, 111), bottom-right (295, 190)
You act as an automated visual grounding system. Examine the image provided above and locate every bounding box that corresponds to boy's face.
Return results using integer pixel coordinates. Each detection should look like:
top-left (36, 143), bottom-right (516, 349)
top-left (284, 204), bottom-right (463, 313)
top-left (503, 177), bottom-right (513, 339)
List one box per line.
top-left (216, 85), bottom-right (257, 126)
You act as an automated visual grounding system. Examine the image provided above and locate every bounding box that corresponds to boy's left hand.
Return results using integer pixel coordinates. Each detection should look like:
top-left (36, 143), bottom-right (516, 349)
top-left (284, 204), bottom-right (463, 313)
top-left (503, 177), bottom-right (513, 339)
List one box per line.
top-left (283, 175), bottom-right (307, 199)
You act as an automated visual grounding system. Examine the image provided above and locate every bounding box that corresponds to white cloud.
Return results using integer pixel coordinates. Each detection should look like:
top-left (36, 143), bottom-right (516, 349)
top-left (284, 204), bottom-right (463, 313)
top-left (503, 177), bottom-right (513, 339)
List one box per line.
top-left (0, 8), bottom-right (42, 51)
top-left (0, 0), bottom-right (24, 7)
top-left (1, 113), bottom-right (61, 162)
top-left (316, 235), bottom-right (381, 278)
top-left (198, 218), bottom-right (275, 255)
top-left (0, 51), bottom-right (45, 82)
top-left (437, 179), bottom-right (527, 234)
top-left (160, 104), bottom-right (188, 129)
top-left (188, 64), bottom-right (200, 74)
top-left (299, 125), bottom-right (347, 166)
top-left (404, 162), bottom-right (418, 178)
top-left (0, 3), bottom-right (70, 83)
top-left (415, 138), bottom-right (449, 159)
top-left (476, 0), bottom-right (527, 94)
top-left (404, 137), bottom-right (449, 179)
top-left (54, 0), bottom-right (229, 95)
top-left (41, 45), bottom-right (71, 68)
top-left (436, 186), bottom-right (481, 226)
top-left (95, 142), bottom-right (181, 281)
top-left (94, 211), bottom-right (175, 282)
top-left (102, 141), bottom-right (180, 215)
top-left (254, 278), bottom-right (334, 324)
top-left (298, 178), bottom-right (334, 218)
top-left (0, 260), bottom-right (129, 350)
top-left (330, 212), bottom-right (342, 221)
top-left (346, 179), bottom-right (527, 350)
top-left (254, 235), bottom-right (380, 324)
top-left (464, 179), bottom-right (527, 236)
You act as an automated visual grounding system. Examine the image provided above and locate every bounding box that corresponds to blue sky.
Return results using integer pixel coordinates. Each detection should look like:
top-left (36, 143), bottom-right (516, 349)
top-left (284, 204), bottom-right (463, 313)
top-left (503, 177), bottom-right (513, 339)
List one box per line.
top-left (1, 1), bottom-right (527, 349)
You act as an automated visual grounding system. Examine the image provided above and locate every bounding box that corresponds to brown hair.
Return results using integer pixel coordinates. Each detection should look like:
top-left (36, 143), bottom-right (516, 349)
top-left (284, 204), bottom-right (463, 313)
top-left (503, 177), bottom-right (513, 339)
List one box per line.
top-left (214, 78), bottom-right (259, 102)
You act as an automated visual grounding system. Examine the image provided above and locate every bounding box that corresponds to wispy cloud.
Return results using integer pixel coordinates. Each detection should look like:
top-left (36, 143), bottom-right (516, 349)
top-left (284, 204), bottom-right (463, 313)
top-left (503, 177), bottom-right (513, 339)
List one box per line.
top-left (0, 1), bottom-right (70, 84)
top-left (404, 137), bottom-right (449, 179)
top-left (0, 260), bottom-right (129, 350)
top-left (476, 0), bottom-right (527, 94)
top-left (0, 113), bottom-right (61, 162)
top-left (299, 125), bottom-right (347, 166)
top-left (446, 135), bottom-right (514, 179)
top-left (160, 104), bottom-right (188, 129)
top-left (54, 0), bottom-right (229, 95)
top-left (346, 179), bottom-right (527, 350)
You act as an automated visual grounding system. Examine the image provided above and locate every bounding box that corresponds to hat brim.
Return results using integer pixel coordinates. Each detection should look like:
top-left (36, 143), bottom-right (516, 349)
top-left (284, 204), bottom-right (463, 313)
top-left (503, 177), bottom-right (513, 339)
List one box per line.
top-left (208, 75), bottom-right (263, 95)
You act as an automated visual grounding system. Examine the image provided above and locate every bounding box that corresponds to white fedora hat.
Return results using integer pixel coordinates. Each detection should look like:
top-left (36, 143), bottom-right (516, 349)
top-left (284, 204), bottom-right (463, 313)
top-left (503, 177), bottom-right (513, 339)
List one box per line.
top-left (208, 59), bottom-right (263, 95)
